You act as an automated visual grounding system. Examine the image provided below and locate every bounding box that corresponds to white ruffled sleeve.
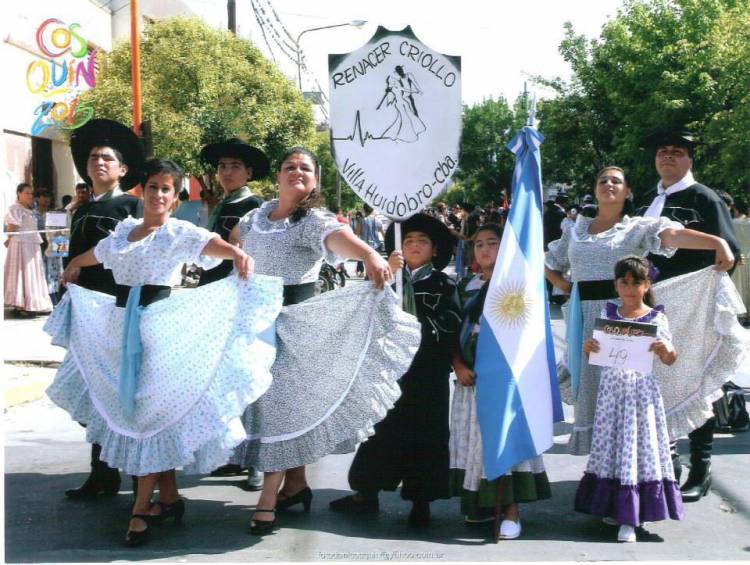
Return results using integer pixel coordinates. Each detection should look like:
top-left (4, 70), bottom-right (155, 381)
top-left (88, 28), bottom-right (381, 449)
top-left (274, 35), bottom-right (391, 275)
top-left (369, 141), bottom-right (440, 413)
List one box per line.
top-left (653, 310), bottom-right (674, 349)
top-left (168, 219), bottom-right (221, 269)
top-left (4, 204), bottom-right (24, 227)
top-left (634, 216), bottom-right (683, 257)
top-left (302, 208), bottom-right (348, 264)
top-left (545, 223), bottom-right (572, 272)
top-left (237, 209), bottom-right (256, 243)
top-left (93, 217), bottom-right (137, 270)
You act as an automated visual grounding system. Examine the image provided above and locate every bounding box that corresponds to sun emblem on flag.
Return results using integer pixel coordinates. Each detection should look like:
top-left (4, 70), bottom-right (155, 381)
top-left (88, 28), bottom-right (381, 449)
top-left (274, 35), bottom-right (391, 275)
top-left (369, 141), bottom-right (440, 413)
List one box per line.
top-left (487, 280), bottom-right (533, 328)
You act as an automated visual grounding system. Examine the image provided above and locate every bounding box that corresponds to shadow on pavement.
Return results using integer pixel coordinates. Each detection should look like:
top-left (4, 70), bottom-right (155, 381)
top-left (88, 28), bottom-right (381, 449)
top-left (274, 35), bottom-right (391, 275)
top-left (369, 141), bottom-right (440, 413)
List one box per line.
top-left (4, 472), bottom-right (263, 563)
top-left (6, 473), bottom-right (644, 562)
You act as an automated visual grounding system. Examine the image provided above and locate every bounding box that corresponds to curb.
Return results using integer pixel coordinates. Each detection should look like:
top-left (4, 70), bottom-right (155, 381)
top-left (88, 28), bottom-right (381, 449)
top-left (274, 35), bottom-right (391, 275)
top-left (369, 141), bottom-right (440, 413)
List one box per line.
top-left (4, 363), bottom-right (56, 409)
top-left (5, 379), bottom-right (51, 408)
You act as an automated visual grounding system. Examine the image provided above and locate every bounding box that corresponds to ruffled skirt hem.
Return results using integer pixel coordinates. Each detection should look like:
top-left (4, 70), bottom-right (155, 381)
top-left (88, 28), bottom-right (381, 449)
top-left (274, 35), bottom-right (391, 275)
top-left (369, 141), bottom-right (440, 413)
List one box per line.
top-left (232, 285), bottom-right (421, 472)
top-left (574, 472), bottom-right (684, 526)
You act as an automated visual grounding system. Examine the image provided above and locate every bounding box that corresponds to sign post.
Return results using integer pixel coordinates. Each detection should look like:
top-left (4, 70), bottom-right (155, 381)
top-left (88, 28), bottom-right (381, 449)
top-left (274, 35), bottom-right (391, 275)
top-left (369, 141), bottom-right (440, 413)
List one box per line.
top-left (329, 26), bottom-right (461, 299)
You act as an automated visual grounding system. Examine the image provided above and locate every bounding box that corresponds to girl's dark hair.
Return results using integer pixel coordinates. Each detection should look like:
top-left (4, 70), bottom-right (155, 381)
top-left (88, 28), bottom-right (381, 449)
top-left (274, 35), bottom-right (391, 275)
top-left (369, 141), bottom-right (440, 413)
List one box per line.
top-left (277, 147), bottom-right (322, 222)
top-left (614, 255), bottom-right (655, 307)
top-left (596, 166), bottom-right (634, 217)
top-left (473, 222), bottom-right (503, 241)
top-left (467, 223), bottom-right (504, 323)
top-left (141, 158), bottom-right (184, 193)
top-left (16, 182), bottom-right (31, 195)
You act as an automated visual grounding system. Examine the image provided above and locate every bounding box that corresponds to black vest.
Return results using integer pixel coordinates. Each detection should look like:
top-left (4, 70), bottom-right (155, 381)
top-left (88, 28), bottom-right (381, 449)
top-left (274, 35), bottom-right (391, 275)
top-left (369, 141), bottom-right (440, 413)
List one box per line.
top-left (635, 182), bottom-right (739, 281)
top-left (198, 193), bottom-right (263, 286)
top-left (66, 193), bottom-right (143, 295)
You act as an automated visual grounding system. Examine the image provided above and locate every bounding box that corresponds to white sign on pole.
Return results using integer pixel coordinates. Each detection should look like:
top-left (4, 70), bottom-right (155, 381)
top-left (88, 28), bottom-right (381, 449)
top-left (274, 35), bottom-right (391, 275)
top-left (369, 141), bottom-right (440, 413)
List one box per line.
top-left (328, 26), bottom-right (462, 221)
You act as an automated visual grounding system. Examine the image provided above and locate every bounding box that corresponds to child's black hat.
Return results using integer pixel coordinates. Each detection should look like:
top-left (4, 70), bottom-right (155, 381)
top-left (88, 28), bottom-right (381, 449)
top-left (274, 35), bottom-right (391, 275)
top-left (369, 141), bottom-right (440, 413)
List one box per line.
top-left (385, 213), bottom-right (455, 271)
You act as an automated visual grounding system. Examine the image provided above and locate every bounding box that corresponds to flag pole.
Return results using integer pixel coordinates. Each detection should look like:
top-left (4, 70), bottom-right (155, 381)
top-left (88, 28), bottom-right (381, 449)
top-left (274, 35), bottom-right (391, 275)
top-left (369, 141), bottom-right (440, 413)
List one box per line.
top-left (394, 221), bottom-right (403, 306)
top-left (526, 93), bottom-right (537, 127)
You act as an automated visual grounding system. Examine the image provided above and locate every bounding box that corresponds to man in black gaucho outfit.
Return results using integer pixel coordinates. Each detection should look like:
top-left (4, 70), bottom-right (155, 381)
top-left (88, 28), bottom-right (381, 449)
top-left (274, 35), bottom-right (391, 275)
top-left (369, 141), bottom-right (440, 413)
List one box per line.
top-left (636, 129), bottom-right (740, 502)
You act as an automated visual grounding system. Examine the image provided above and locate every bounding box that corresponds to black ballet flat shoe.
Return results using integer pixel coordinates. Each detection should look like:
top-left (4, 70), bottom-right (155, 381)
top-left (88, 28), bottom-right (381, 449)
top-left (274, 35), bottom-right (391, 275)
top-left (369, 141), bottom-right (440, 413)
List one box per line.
top-left (250, 509), bottom-right (276, 536)
top-left (124, 515), bottom-right (152, 547)
top-left (157, 499), bottom-right (186, 524)
top-left (277, 487), bottom-right (313, 512)
top-left (407, 501), bottom-right (431, 528)
top-left (65, 473), bottom-right (121, 500)
top-left (210, 464), bottom-right (246, 477)
top-left (329, 494), bottom-right (380, 515)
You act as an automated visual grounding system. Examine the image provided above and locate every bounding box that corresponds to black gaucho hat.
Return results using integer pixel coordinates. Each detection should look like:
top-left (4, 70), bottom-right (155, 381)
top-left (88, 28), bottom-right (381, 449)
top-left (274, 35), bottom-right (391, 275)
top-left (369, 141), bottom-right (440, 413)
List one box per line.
top-left (199, 138), bottom-right (270, 179)
top-left (70, 119), bottom-right (146, 190)
top-left (385, 213), bottom-right (455, 271)
top-left (642, 129), bottom-right (699, 153)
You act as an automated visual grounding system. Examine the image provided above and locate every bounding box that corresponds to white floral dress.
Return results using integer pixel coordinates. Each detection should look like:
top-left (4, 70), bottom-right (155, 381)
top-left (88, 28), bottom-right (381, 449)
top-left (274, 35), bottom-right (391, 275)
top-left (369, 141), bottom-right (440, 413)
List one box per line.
top-left (230, 201), bottom-right (423, 471)
top-left (574, 302), bottom-right (684, 527)
top-left (547, 215), bottom-right (750, 454)
top-left (45, 218), bottom-right (284, 476)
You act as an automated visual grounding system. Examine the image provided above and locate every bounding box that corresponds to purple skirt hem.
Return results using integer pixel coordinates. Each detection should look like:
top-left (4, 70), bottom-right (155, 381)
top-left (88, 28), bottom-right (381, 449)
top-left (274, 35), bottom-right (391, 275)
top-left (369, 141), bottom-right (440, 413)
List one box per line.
top-left (574, 472), bottom-right (684, 526)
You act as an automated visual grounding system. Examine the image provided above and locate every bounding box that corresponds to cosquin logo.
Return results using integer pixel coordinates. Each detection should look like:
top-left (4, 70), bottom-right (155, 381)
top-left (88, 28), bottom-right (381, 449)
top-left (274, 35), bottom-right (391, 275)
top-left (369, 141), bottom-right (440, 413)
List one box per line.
top-left (25, 18), bottom-right (97, 136)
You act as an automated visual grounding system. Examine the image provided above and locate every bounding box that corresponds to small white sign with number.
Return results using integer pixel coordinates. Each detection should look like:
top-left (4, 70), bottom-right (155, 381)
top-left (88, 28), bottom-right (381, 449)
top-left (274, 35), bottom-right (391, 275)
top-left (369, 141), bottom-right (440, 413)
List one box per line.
top-left (588, 318), bottom-right (658, 374)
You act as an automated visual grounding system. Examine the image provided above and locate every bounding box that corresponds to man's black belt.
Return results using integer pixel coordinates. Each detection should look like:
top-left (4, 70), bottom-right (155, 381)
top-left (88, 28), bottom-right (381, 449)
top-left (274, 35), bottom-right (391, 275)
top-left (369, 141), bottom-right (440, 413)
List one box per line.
top-left (115, 285), bottom-right (172, 308)
top-left (577, 279), bottom-right (617, 301)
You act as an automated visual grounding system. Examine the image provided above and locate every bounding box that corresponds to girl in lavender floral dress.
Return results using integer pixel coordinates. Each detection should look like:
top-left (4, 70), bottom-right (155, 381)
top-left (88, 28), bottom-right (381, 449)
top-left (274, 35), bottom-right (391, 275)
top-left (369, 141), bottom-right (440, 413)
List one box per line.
top-left (574, 256), bottom-right (684, 543)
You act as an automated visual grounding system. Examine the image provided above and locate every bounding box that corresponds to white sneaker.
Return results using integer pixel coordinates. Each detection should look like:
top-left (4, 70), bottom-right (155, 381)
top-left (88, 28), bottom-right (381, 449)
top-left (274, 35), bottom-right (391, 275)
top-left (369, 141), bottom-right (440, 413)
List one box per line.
top-left (602, 516), bottom-right (618, 526)
top-left (498, 519), bottom-right (522, 540)
top-left (617, 524), bottom-right (636, 543)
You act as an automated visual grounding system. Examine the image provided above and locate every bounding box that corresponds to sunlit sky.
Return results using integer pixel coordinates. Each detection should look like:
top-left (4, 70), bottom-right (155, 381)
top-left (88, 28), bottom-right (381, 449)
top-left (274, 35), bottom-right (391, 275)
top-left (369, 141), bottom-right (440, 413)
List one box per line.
top-left (189, 0), bottom-right (625, 106)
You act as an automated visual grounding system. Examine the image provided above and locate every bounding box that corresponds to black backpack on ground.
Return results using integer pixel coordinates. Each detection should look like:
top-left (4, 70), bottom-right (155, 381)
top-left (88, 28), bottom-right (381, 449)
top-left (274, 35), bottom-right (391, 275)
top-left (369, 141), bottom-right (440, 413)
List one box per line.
top-left (713, 381), bottom-right (750, 433)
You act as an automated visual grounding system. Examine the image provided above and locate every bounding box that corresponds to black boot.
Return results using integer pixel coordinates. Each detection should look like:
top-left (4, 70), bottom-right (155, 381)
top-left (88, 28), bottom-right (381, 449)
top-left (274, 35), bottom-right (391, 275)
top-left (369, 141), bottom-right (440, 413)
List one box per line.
top-left (670, 441), bottom-right (682, 484)
top-left (65, 444), bottom-right (122, 500)
top-left (680, 419), bottom-right (714, 502)
top-left (408, 501), bottom-right (431, 528)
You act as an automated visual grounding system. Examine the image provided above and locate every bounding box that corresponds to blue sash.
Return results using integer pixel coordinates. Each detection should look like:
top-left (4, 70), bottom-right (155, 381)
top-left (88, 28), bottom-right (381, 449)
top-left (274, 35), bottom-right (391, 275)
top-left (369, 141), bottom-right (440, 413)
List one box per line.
top-left (566, 282), bottom-right (583, 401)
top-left (119, 286), bottom-right (144, 419)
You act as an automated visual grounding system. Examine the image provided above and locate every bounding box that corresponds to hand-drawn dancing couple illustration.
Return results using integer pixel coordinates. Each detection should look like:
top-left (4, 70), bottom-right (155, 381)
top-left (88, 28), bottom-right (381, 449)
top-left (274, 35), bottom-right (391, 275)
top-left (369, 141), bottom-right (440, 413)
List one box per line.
top-left (377, 66), bottom-right (427, 143)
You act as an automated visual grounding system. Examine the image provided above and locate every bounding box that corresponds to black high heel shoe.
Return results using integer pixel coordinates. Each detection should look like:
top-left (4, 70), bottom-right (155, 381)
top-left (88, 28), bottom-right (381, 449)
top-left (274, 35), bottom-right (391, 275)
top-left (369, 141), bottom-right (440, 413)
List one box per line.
top-left (249, 509), bottom-right (276, 536)
top-left (157, 499), bottom-right (185, 524)
top-left (276, 487), bottom-right (312, 512)
top-left (124, 514), bottom-right (152, 547)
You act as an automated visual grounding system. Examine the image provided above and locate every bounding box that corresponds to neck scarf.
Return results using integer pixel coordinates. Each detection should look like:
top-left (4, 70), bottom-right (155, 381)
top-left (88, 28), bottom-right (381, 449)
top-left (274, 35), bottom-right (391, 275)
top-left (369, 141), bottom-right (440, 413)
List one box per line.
top-left (402, 263), bottom-right (434, 315)
top-left (643, 171), bottom-right (695, 218)
top-left (207, 186), bottom-right (251, 232)
top-left (93, 185), bottom-right (123, 202)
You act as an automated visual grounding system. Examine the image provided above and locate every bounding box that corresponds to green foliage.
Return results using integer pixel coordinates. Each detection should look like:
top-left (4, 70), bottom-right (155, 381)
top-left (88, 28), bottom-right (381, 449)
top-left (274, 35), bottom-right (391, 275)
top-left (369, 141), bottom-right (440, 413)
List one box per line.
top-left (313, 131), bottom-right (360, 211)
top-left (536, 0), bottom-right (750, 200)
top-left (455, 96), bottom-right (520, 206)
top-left (81, 17), bottom-right (317, 196)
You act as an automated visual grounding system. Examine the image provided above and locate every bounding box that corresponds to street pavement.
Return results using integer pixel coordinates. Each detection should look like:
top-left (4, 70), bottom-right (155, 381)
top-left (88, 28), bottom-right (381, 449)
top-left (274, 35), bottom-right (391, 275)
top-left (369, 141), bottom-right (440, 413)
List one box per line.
top-left (3, 263), bottom-right (750, 562)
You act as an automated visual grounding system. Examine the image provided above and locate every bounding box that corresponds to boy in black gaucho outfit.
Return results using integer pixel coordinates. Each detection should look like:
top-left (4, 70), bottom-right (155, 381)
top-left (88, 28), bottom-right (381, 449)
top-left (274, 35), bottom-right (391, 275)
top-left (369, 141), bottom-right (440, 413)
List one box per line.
top-left (330, 213), bottom-right (461, 527)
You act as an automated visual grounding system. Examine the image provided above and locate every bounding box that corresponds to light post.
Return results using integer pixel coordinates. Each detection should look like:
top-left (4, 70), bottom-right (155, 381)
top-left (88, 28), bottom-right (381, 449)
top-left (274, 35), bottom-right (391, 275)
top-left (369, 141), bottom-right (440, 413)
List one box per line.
top-left (295, 20), bottom-right (366, 90)
top-left (295, 20), bottom-right (366, 208)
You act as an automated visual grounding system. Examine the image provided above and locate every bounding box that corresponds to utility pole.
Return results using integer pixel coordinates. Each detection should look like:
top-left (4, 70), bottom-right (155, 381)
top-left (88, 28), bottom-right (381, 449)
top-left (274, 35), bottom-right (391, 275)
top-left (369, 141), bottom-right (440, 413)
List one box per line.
top-left (228, 0), bottom-right (236, 34)
top-left (130, 0), bottom-right (142, 136)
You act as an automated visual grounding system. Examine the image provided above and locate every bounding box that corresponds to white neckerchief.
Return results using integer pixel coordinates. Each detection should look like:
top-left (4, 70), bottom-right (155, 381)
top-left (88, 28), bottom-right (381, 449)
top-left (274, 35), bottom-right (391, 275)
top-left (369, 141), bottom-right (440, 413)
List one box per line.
top-left (643, 171), bottom-right (696, 218)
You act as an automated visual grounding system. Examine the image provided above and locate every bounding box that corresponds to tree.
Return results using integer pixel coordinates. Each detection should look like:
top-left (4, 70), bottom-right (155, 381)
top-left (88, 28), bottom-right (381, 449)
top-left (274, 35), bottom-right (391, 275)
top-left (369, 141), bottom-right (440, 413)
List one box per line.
top-left (536, 0), bottom-right (750, 200)
top-left (454, 97), bottom-right (516, 206)
top-left (313, 130), bottom-right (361, 211)
top-left (81, 17), bottom-right (317, 198)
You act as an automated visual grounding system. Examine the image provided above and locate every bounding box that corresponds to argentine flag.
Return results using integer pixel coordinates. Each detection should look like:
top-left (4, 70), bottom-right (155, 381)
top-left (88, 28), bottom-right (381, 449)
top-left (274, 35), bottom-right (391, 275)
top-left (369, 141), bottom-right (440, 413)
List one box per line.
top-left (474, 126), bottom-right (563, 481)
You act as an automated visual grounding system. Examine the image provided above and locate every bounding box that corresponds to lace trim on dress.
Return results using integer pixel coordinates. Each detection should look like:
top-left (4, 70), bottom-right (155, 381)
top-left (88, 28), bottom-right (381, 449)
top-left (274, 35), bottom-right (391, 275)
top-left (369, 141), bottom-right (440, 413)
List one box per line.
top-left (251, 200), bottom-right (295, 234)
